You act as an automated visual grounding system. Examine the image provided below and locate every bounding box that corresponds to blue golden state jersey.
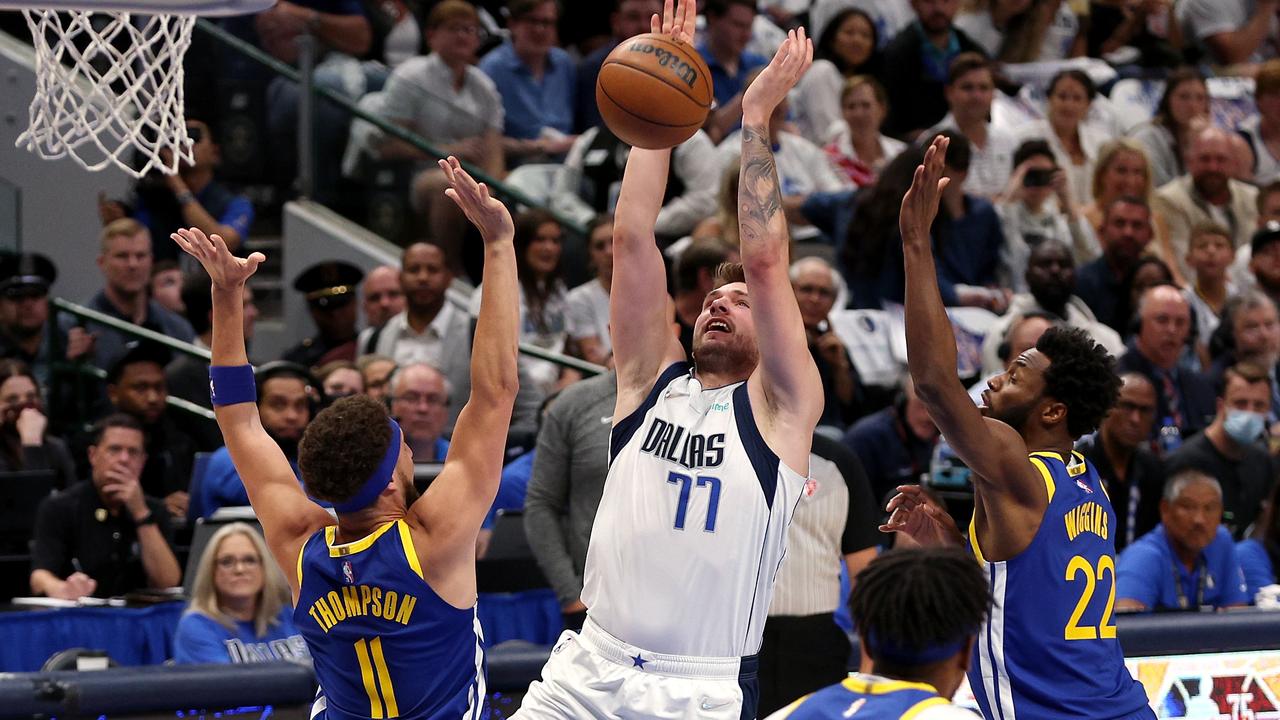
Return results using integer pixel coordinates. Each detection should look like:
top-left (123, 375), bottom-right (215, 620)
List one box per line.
top-left (967, 452), bottom-right (1153, 720)
top-left (294, 520), bottom-right (485, 720)
top-left (768, 675), bottom-right (969, 719)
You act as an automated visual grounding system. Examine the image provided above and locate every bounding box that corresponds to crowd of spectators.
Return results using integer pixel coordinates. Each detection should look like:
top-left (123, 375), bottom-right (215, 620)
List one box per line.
top-left (7, 0), bottom-right (1280, 687)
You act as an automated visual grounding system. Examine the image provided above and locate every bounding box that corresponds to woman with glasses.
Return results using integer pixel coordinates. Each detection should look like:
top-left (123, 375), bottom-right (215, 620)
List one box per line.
top-left (0, 359), bottom-right (76, 490)
top-left (173, 523), bottom-right (310, 664)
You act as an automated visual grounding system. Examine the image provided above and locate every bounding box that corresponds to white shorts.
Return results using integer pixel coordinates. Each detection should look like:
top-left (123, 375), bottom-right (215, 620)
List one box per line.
top-left (511, 618), bottom-right (758, 720)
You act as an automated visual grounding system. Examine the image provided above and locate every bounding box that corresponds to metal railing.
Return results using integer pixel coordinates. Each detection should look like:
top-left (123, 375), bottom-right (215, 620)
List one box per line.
top-left (50, 298), bottom-right (216, 424)
top-left (193, 19), bottom-right (588, 236)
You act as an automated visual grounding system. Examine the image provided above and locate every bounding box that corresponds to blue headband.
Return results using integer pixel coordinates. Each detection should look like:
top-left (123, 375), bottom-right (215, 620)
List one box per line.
top-left (331, 419), bottom-right (403, 513)
top-left (864, 629), bottom-right (968, 666)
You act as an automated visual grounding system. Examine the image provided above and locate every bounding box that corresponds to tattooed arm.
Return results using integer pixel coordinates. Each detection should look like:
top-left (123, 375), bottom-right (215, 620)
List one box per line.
top-left (739, 30), bottom-right (824, 461)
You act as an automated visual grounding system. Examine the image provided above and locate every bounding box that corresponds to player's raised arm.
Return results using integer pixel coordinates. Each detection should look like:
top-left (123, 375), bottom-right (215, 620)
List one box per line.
top-left (409, 158), bottom-right (519, 592)
top-left (171, 228), bottom-right (332, 580)
top-left (738, 31), bottom-right (824, 431)
top-left (899, 139), bottom-right (1040, 502)
top-left (610, 0), bottom-right (690, 417)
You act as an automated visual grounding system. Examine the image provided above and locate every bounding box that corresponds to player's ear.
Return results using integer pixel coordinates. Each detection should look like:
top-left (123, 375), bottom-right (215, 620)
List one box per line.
top-left (1041, 399), bottom-right (1067, 427)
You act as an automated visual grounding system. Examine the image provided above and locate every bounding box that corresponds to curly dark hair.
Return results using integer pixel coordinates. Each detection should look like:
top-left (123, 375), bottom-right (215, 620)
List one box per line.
top-left (298, 395), bottom-right (394, 503)
top-left (850, 548), bottom-right (989, 678)
top-left (1036, 326), bottom-right (1121, 439)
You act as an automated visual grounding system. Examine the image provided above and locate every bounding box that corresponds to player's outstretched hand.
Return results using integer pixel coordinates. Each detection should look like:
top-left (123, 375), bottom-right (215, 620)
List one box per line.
top-left (171, 227), bottom-right (264, 289)
top-left (650, 0), bottom-right (696, 45)
top-left (880, 484), bottom-right (963, 548)
top-left (742, 28), bottom-right (813, 124)
top-left (439, 156), bottom-right (514, 245)
top-left (900, 135), bottom-right (950, 251)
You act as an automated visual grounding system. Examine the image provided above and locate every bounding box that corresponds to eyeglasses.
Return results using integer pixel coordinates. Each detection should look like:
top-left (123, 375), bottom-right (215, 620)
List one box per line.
top-left (391, 393), bottom-right (447, 407)
top-left (216, 554), bottom-right (261, 570)
top-left (795, 284), bottom-right (836, 299)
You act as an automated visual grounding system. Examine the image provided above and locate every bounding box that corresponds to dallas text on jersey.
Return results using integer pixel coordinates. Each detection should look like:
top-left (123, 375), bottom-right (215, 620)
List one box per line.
top-left (639, 418), bottom-right (726, 470)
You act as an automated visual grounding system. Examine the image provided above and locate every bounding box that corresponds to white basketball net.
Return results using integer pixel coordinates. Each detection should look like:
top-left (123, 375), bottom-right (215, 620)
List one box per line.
top-left (18, 9), bottom-right (195, 178)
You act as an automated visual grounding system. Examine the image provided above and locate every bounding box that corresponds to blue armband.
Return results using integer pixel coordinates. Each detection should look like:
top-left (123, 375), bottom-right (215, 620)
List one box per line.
top-left (209, 364), bottom-right (257, 406)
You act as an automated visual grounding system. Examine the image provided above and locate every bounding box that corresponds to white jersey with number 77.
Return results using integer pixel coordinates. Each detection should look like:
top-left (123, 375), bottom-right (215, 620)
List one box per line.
top-left (582, 361), bottom-right (808, 658)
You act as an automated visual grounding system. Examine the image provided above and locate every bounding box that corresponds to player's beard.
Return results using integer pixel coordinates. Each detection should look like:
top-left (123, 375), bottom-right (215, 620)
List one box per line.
top-left (692, 334), bottom-right (758, 379)
top-left (990, 398), bottom-right (1036, 436)
top-left (398, 473), bottom-right (420, 507)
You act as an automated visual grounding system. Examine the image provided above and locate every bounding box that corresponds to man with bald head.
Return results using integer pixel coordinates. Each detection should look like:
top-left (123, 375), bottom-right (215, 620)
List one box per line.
top-left (791, 256), bottom-right (858, 429)
top-left (362, 242), bottom-right (471, 428)
top-left (1076, 372), bottom-right (1164, 551)
top-left (363, 265), bottom-right (405, 329)
top-left (981, 239), bottom-right (1124, 376)
top-left (1117, 285), bottom-right (1216, 439)
top-left (1156, 125), bottom-right (1260, 280)
top-left (388, 362), bottom-right (451, 463)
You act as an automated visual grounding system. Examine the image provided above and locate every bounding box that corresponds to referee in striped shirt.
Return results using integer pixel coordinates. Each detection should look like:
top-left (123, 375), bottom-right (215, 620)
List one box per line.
top-left (757, 432), bottom-right (882, 715)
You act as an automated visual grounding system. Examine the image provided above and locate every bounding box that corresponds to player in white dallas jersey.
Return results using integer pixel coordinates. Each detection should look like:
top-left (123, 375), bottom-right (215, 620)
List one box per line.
top-left (512, 3), bottom-right (823, 719)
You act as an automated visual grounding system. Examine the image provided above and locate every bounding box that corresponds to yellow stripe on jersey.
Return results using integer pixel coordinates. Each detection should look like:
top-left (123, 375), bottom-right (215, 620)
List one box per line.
top-left (327, 520), bottom-right (399, 557)
top-left (396, 520), bottom-right (425, 581)
top-left (969, 513), bottom-right (987, 565)
top-left (772, 693), bottom-right (811, 718)
top-left (1028, 455), bottom-right (1057, 504)
top-left (354, 637), bottom-right (384, 718)
top-left (296, 533), bottom-right (309, 587)
top-left (841, 677), bottom-right (939, 695)
top-left (902, 697), bottom-right (950, 719)
top-left (370, 635), bottom-right (399, 717)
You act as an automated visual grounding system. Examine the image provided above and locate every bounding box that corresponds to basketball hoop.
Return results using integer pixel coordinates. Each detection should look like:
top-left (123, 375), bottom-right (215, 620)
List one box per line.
top-left (1, 0), bottom-right (275, 178)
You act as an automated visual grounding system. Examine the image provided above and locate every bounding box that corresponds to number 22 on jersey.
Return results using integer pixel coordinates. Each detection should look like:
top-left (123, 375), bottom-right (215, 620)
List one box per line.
top-left (1064, 554), bottom-right (1117, 641)
top-left (668, 471), bottom-right (721, 532)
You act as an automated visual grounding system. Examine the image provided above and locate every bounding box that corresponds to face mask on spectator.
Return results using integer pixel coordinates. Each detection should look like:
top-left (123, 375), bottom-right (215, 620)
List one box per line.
top-left (1224, 409), bottom-right (1266, 445)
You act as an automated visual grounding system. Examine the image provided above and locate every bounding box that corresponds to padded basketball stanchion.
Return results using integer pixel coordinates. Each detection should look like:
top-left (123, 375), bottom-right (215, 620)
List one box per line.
top-left (0, 0), bottom-right (275, 178)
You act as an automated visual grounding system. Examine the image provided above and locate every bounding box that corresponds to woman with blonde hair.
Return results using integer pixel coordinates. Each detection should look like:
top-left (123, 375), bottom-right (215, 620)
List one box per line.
top-left (1078, 138), bottom-right (1178, 281)
top-left (173, 523), bottom-right (309, 664)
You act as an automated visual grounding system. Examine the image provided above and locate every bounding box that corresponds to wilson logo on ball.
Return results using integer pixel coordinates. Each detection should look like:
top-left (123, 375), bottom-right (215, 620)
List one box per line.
top-left (625, 42), bottom-right (699, 88)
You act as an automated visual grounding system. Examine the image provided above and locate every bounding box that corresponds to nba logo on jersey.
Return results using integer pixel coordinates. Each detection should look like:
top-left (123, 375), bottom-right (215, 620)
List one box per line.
top-left (1076, 477), bottom-right (1093, 493)
top-left (341, 560), bottom-right (355, 584)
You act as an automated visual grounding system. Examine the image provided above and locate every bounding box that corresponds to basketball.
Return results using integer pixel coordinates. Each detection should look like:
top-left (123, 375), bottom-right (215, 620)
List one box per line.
top-left (596, 33), bottom-right (714, 150)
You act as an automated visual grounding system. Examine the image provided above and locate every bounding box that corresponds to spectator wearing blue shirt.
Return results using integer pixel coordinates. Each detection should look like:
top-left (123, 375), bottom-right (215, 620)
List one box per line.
top-left (575, 0), bottom-right (662, 132)
top-left (199, 364), bottom-right (315, 517)
top-left (388, 362), bottom-right (452, 464)
top-left (479, 0), bottom-right (578, 163)
top-left (63, 220), bottom-right (195, 376)
top-left (878, 0), bottom-right (985, 140)
top-left (99, 118), bottom-right (254, 263)
top-left (842, 376), bottom-right (939, 509)
top-left (174, 523), bottom-right (310, 664)
top-left (1075, 196), bottom-right (1154, 334)
top-left (1116, 470), bottom-right (1250, 612)
top-left (699, 0), bottom-right (768, 144)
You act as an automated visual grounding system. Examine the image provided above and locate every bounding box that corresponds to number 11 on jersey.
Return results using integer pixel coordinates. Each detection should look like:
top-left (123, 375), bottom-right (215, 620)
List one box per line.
top-left (668, 471), bottom-right (721, 532)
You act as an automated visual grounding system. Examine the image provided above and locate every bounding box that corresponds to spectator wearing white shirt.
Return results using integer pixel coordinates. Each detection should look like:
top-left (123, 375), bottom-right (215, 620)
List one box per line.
top-left (376, 0), bottom-right (504, 275)
top-left (718, 71), bottom-right (851, 243)
top-left (997, 139), bottom-right (1094, 289)
top-left (361, 242), bottom-right (470, 430)
top-left (927, 52), bottom-right (1017, 199)
top-left (790, 8), bottom-right (884, 143)
top-left (549, 129), bottom-right (718, 240)
top-left (821, 76), bottom-right (906, 188)
top-left (1129, 67), bottom-right (1210, 189)
top-left (1017, 69), bottom-right (1113, 207)
top-left (565, 215), bottom-right (614, 368)
top-left (1177, 0), bottom-right (1280, 66)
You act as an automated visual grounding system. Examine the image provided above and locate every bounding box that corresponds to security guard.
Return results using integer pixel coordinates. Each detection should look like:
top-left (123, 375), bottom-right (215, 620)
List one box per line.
top-left (282, 260), bottom-right (363, 368)
top-left (0, 252), bottom-right (61, 388)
